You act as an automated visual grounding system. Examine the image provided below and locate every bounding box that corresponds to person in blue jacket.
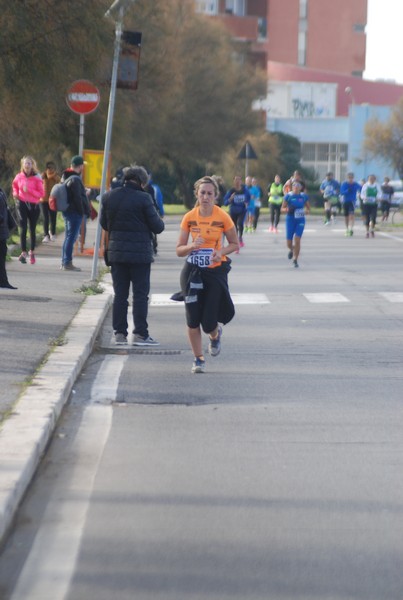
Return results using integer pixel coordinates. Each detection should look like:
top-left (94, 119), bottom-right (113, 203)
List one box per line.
top-left (281, 181), bottom-right (310, 268)
top-left (320, 171), bottom-right (340, 225)
top-left (224, 175), bottom-right (250, 249)
top-left (340, 172), bottom-right (362, 236)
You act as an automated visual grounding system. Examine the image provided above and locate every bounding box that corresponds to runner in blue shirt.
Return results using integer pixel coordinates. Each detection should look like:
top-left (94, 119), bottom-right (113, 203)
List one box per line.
top-left (282, 181), bottom-right (310, 268)
top-left (224, 175), bottom-right (250, 249)
top-left (340, 172), bottom-right (361, 236)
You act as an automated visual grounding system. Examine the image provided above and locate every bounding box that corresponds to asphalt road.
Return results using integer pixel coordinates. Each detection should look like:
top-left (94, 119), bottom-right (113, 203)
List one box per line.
top-left (1, 215), bottom-right (402, 600)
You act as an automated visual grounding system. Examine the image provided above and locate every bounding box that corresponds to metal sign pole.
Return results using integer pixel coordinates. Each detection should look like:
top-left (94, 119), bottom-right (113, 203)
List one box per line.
top-left (79, 114), bottom-right (85, 155)
top-left (90, 7), bottom-right (124, 281)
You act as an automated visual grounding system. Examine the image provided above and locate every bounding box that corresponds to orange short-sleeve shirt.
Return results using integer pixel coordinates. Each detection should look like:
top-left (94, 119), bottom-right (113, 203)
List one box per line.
top-left (180, 205), bottom-right (234, 268)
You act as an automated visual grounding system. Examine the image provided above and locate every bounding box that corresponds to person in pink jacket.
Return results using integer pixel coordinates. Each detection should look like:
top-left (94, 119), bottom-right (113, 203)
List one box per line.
top-left (12, 156), bottom-right (44, 264)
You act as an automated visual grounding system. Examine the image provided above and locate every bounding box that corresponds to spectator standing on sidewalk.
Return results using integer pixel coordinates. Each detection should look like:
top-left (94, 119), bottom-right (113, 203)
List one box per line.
top-left (12, 155), bottom-right (44, 265)
top-left (41, 161), bottom-right (60, 243)
top-left (101, 164), bottom-right (165, 346)
top-left (360, 174), bottom-right (382, 237)
top-left (0, 187), bottom-right (17, 289)
top-left (60, 155), bottom-right (90, 271)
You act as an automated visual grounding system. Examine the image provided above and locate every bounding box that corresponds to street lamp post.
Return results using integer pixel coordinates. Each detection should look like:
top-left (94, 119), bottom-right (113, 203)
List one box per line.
top-left (90, 0), bottom-right (136, 281)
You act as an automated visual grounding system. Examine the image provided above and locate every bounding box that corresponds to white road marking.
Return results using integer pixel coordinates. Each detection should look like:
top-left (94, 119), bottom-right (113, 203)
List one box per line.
top-left (10, 355), bottom-right (126, 600)
top-left (379, 292), bottom-right (403, 303)
top-left (150, 293), bottom-right (270, 306)
top-left (304, 293), bottom-right (350, 303)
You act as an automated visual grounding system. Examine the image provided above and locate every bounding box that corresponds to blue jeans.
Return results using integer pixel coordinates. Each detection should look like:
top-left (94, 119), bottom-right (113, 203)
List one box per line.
top-left (62, 211), bottom-right (83, 265)
top-left (111, 262), bottom-right (151, 338)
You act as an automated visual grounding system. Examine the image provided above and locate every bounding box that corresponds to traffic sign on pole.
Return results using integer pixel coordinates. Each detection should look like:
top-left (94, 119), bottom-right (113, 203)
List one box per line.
top-left (66, 80), bottom-right (100, 115)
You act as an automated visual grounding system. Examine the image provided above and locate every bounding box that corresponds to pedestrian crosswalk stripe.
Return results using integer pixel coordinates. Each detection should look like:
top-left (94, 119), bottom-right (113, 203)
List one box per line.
top-left (303, 293), bottom-right (350, 303)
top-left (150, 293), bottom-right (270, 306)
top-left (379, 292), bottom-right (403, 303)
top-left (150, 292), bottom-right (402, 306)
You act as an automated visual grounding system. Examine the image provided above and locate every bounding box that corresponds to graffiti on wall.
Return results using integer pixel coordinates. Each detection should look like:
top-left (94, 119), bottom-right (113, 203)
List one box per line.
top-left (292, 98), bottom-right (331, 118)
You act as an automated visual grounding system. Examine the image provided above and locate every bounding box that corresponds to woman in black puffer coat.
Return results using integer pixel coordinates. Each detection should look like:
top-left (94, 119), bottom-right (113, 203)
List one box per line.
top-left (100, 165), bottom-right (164, 346)
top-left (0, 188), bottom-right (17, 289)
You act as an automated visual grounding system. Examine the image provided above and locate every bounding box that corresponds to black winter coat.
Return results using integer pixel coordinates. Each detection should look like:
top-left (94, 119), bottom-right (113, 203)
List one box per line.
top-left (100, 181), bottom-right (165, 264)
top-left (61, 169), bottom-right (90, 217)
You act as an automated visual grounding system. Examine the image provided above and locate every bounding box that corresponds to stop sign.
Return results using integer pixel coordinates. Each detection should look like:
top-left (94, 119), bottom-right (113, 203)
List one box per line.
top-left (66, 80), bottom-right (100, 115)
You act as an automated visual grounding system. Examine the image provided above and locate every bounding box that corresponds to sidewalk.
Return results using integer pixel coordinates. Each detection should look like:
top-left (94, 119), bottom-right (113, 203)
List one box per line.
top-left (0, 218), bottom-right (113, 544)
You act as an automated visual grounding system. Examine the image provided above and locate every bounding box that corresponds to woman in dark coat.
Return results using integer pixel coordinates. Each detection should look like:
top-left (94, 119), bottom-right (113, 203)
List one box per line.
top-left (0, 188), bottom-right (17, 289)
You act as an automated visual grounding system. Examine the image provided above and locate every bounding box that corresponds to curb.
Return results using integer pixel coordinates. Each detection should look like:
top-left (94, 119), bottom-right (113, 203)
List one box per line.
top-left (0, 281), bottom-right (113, 545)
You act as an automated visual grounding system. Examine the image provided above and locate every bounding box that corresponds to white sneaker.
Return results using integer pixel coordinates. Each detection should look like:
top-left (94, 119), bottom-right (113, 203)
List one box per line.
top-left (50, 234), bottom-right (56, 241)
top-left (42, 235), bottom-right (50, 243)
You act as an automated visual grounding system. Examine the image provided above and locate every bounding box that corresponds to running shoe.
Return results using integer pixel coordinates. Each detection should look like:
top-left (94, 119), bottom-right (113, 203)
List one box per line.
top-left (287, 250), bottom-right (293, 260)
top-left (42, 235), bottom-right (50, 243)
top-left (209, 326), bottom-right (222, 357)
top-left (366, 232), bottom-right (370, 238)
top-left (293, 259), bottom-right (299, 268)
top-left (371, 230), bottom-right (375, 237)
top-left (29, 251), bottom-right (35, 265)
top-left (115, 333), bottom-right (128, 345)
top-left (191, 357), bottom-right (205, 374)
top-left (239, 238), bottom-right (245, 248)
top-left (18, 253), bottom-right (27, 264)
top-left (133, 334), bottom-right (160, 346)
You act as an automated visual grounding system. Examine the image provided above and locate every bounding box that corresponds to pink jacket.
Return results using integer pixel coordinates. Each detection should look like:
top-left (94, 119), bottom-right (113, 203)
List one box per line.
top-left (12, 172), bottom-right (44, 204)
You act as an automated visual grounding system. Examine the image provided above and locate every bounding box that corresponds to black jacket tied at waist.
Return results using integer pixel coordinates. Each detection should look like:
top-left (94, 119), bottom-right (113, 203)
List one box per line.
top-left (180, 260), bottom-right (235, 325)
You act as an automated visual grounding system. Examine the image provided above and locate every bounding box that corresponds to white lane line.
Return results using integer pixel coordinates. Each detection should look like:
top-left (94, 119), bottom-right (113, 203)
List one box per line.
top-left (377, 231), bottom-right (403, 242)
top-left (379, 292), bottom-right (403, 303)
top-left (10, 355), bottom-right (126, 600)
top-left (304, 293), bottom-right (350, 303)
top-left (90, 355), bottom-right (128, 404)
top-left (150, 293), bottom-right (270, 306)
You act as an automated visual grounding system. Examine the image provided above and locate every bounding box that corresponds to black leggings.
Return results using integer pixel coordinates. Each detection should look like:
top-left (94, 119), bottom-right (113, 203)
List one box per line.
top-left (270, 204), bottom-right (281, 227)
top-left (17, 201), bottom-right (40, 252)
top-left (41, 202), bottom-right (57, 236)
top-left (363, 203), bottom-right (377, 228)
top-left (230, 210), bottom-right (246, 239)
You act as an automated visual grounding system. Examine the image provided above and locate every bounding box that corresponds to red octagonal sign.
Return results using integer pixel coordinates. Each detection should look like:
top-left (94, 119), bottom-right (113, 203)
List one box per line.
top-left (66, 80), bottom-right (100, 115)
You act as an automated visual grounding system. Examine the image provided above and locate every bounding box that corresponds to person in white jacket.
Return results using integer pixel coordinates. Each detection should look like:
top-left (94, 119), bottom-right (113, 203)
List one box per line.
top-left (360, 174), bottom-right (382, 237)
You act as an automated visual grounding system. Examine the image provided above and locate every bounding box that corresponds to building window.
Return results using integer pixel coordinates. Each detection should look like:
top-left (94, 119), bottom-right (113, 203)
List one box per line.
top-left (195, 0), bottom-right (218, 14)
top-left (301, 143), bottom-right (349, 182)
top-left (299, 0), bottom-right (308, 19)
top-left (298, 31), bottom-right (307, 66)
top-left (225, 0), bottom-right (246, 16)
top-left (258, 17), bottom-right (267, 39)
top-left (353, 23), bottom-right (365, 32)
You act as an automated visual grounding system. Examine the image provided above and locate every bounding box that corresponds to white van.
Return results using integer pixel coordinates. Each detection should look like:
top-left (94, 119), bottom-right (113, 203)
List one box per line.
top-left (387, 180), bottom-right (403, 206)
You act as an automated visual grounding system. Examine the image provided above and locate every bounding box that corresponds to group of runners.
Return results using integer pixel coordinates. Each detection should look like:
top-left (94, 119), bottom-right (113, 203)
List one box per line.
top-left (176, 169), bottom-right (395, 373)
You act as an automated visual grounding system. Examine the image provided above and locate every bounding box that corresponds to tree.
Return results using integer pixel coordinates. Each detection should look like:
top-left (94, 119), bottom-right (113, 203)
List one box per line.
top-left (0, 0), bottom-right (111, 186)
top-left (363, 98), bottom-right (403, 178)
top-left (117, 0), bottom-right (266, 206)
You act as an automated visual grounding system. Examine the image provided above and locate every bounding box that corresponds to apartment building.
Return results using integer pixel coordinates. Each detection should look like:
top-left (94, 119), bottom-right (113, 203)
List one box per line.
top-left (195, 0), bottom-right (367, 77)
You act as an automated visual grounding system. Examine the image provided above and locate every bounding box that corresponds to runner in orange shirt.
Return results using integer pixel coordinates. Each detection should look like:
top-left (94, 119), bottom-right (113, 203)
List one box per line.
top-left (176, 176), bottom-right (239, 373)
